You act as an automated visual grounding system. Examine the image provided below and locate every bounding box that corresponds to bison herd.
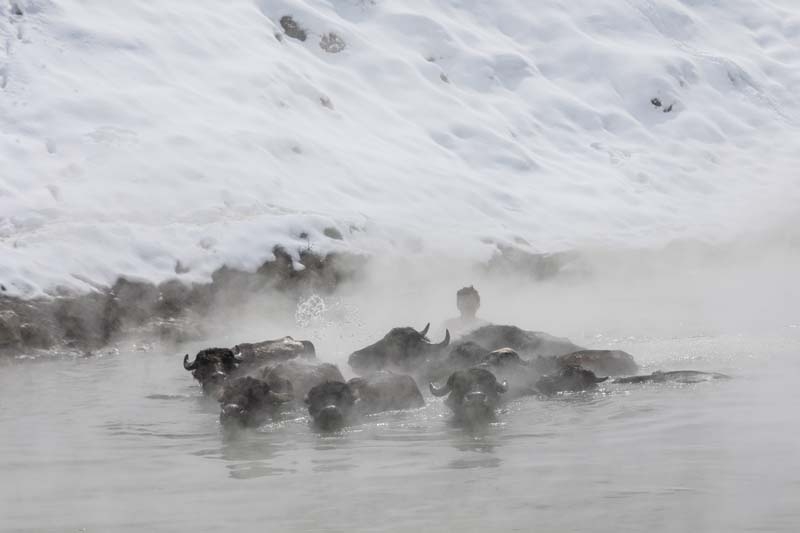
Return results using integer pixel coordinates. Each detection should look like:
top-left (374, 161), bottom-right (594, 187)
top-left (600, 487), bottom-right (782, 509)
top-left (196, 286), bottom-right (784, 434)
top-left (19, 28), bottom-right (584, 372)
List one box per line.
top-left (182, 324), bottom-right (728, 430)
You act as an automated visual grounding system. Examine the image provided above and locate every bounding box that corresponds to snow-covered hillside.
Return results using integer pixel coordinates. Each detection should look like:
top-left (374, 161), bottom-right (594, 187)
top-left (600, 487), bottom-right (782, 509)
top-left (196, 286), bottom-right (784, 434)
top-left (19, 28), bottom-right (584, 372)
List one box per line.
top-left (2, 0), bottom-right (799, 297)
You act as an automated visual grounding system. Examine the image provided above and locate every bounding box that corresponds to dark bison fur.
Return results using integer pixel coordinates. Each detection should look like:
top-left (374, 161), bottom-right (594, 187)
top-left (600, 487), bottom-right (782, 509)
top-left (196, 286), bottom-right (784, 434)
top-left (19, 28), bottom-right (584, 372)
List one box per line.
top-left (183, 347), bottom-right (238, 397)
top-left (306, 381), bottom-right (356, 430)
top-left (557, 349), bottom-right (637, 376)
top-left (613, 370), bottom-right (730, 384)
top-left (233, 336), bottom-right (315, 367)
top-left (218, 376), bottom-right (291, 428)
top-left (430, 367), bottom-right (508, 423)
top-left (535, 365), bottom-right (608, 396)
top-left (458, 324), bottom-right (583, 358)
top-left (348, 371), bottom-right (425, 415)
top-left (261, 359), bottom-right (344, 401)
top-left (348, 324), bottom-right (450, 375)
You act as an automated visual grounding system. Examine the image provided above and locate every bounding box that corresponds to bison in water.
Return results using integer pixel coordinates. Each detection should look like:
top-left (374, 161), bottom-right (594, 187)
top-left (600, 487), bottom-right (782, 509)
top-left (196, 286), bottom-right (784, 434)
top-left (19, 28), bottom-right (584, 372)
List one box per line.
top-left (183, 347), bottom-right (239, 398)
top-left (458, 324), bottom-right (583, 358)
top-left (430, 368), bottom-right (508, 423)
top-left (424, 342), bottom-right (635, 399)
top-left (534, 365), bottom-right (608, 396)
top-left (348, 371), bottom-right (425, 415)
top-left (260, 359), bottom-right (345, 401)
top-left (233, 336), bottom-right (316, 367)
top-left (306, 381), bottom-right (356, 430)
top-left (437, 325), bottom-right (637, 379)
top-left (419, 341), bottom-right (492, 382)
top-left (306, 373), bottom-right (425, 430)
top-left (183, 336), bottom-right (317, 397)
top-left (613, 370), bottom-right (730, 384)
top-left (556, 350), bottom-right (637, 376)
top-left (348, 323), bottom-right (450, 375)
top-left (218, 376), bottom-right (291, 428)
top-left (476, 347), bottom-right (542, 398)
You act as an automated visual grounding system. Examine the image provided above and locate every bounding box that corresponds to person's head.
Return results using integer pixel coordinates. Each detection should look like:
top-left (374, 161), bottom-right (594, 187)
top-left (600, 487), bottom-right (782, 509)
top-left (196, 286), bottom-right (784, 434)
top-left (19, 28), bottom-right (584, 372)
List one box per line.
top-left (456, 286), bottom-right (480, 318)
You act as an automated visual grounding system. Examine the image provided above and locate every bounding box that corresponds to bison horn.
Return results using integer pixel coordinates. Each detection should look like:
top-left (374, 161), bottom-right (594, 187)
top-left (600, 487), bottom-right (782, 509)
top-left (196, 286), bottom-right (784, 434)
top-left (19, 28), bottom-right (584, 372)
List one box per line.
top-left (419, 323), bottom-right (430, 337)
top-left (595, 376), bottom-right (609, 383)
top-left (496, 380), bottom-right (509, 394)
top-left (429, 381), bottom-right (451, 397)
top-left (183, 354), bottom-right (197, 371)
top-left (435, 329), bottom-right (450, 349)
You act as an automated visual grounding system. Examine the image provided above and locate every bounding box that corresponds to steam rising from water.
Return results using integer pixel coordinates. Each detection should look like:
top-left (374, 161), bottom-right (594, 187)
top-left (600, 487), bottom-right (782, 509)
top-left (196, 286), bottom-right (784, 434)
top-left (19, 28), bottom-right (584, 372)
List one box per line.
top-left (2, 234), bottom-right (799, 532)
top-left (202, 231), bottom-right (800, 374)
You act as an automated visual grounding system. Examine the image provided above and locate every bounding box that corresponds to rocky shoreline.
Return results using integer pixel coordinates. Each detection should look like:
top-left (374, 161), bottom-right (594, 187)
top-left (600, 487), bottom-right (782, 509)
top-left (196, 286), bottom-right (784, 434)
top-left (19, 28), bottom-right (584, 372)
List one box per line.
top-left (0, 243), bottom-right (581, 357)
top-left (0, 248), bottom-right (365, 355)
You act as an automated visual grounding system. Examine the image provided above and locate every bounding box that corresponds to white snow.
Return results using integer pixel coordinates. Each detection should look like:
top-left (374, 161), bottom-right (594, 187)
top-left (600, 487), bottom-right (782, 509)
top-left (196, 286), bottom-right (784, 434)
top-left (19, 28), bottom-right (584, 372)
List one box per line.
top-left (1, 0), bottom-right (799, 297)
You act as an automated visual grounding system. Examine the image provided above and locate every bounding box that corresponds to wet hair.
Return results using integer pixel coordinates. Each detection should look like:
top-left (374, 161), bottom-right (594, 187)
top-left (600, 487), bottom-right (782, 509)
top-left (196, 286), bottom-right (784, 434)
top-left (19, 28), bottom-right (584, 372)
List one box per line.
top-left (456, 285), bottom-right (480, 303)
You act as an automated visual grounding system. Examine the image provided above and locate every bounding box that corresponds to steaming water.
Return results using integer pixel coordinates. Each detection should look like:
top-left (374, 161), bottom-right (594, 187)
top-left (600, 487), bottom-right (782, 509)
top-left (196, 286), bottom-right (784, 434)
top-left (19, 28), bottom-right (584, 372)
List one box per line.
top-left (2, 326), bottom-right (798, 532)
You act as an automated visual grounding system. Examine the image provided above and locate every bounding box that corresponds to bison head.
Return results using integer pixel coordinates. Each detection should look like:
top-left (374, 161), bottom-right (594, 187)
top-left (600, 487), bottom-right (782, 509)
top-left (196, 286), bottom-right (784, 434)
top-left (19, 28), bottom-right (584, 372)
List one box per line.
top-left (183, 347), bottom-right (240, 397)
top-left (218, 376), bottom-right (291, 428)
top-left (305, 381), bottom-right (356, 431)
top-left (430, 367), bottom-right (507, 423)
top-left (348, 324), bottom-right (450, 375)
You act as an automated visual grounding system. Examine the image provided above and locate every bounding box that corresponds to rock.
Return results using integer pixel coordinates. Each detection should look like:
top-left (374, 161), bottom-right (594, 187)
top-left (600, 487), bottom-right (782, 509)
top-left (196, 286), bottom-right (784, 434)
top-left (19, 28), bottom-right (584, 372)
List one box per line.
top-left (323, 227), bottom-right (344, 240)
top-left (157, 279), bottom-right (192, 316)
top-left (20, 322), bottom-right (55, 349)
top-left (0, 310), bottom-right (22, 347)
top-left (54, 292), bottom-right (116, 348)
top-left (280, 15), bottom-right (307, 41)
top-left (109, 278), bottom-right (160, 326)
top-left (154, 317), bottom-right (205, 344)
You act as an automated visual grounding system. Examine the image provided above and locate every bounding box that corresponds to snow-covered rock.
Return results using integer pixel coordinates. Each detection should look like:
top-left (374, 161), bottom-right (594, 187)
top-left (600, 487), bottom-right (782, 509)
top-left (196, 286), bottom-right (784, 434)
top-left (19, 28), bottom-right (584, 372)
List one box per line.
top-left (1, 0), bottom-right (799, 297)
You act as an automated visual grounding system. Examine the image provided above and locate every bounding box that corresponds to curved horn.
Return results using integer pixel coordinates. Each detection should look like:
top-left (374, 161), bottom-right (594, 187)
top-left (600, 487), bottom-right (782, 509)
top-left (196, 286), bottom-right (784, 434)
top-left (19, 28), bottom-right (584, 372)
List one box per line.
top-left (268, 391), bottom-right (293, 404)
top-left (595, 376), bottom-right (609, 383)
top-left (183, 354), bottom-right (197, 371)
top-left (496, 380), bottom-right (508, 394)
top-left (434, 329), bottom-right (450, 349)
top-left (429, 381), bottom-right (451, 397)
top-left (419, 323), bottom-right (430, 337)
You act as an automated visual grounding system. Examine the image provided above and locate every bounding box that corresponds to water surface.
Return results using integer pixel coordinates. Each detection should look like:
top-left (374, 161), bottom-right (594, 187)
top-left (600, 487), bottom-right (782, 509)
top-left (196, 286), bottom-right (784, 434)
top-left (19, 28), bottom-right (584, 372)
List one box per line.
top-left (2, 330), bottom-right (798, 532)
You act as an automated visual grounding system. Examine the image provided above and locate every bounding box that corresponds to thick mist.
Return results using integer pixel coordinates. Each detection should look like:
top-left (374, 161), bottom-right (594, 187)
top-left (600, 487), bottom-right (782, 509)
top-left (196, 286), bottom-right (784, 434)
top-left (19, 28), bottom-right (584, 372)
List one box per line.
top-left (3, 235), bottom-right (799, 533)
top-left (194, 230), bottom-right (800, 374)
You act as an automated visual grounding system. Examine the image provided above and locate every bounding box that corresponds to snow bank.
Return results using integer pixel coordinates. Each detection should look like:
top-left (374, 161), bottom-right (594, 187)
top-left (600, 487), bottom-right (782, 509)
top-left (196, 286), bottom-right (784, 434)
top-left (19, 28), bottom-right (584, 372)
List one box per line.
top-left (1, 0), bottom-right (799, 297)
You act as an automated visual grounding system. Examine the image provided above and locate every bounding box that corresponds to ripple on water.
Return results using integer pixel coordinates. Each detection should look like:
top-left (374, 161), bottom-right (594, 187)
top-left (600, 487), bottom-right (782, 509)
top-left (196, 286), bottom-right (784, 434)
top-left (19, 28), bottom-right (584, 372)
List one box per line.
top-left (2, 332), bottom-right (799, 531)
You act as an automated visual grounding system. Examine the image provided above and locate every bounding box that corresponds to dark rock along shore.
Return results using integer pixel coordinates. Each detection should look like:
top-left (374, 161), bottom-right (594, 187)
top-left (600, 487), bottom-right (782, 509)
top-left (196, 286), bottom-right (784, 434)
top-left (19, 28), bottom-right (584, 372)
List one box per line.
top-left (0, 248), bottom-right (365, 355)
top-left (0, 243), bottom-right (575, 356)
